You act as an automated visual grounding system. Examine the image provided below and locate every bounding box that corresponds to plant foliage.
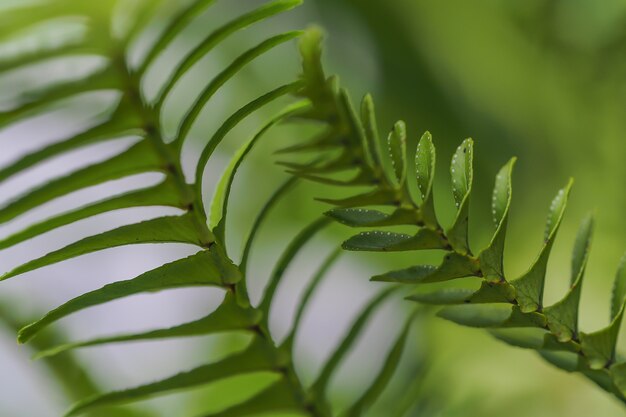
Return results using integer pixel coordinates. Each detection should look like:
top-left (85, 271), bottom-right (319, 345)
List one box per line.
top-left (1, 0), bottom-right (625, 414)
top-left (283, 30), bottom-right (626, 404)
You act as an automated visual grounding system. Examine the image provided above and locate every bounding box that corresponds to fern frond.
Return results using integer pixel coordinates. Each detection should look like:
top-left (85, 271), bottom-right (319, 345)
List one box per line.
top-left (288, 28), bottom-right (626, 404)
top-left (1, 2), bottom-right (419, 416)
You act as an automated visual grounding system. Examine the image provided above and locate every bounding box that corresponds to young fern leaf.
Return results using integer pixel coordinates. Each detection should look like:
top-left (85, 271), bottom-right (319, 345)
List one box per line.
top-left (288, 30), bottom-right (626, 405)
top-left (1, 214), bottom-right (207, 281)
top-left (478, 157), bottom-right (515, 283)
top-left (415, 132), bottom-right (438, 228)
top-left (388, 121), bottom-right (408, 186)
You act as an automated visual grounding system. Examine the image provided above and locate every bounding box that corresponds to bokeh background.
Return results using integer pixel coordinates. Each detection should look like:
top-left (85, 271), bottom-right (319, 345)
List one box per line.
top-left (0, 0), bottom-right (625, 416)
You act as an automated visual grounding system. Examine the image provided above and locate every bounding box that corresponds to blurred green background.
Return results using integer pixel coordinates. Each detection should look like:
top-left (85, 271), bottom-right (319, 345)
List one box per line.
top-left (1, 0), bottom-right (625, 416)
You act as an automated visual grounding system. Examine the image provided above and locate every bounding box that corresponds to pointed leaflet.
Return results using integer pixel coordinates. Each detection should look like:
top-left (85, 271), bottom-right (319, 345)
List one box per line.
top-left (342, 311), bottom-right (416, 417)
top-left (34, 293), bottom-right (259, 358)
top-left (437, 304), bottom-right (546, 329)
top-left (64, 338), bottom-right (287, 417)
top-left (543, 214), bottom-right (594, 342)
top-left (388, 121), bottom-right (407, 186)
top-left (372, 252), bottom-right (480, 284)
top-left (360, 94), bottom-right (385, 177)
top-left (342, 229), bottom-right (447, 252)
top-left (311, 287), bottom-right (397, 397)
top-left (0, 179), bottom-right (181, 250)
top-left (0, 140), bottom-right (163, 225)
top-left (512, 180), bottom-right (573, 312)
top-left (580, 254), bottom-right (626, 369)
top-left (209, 102), bottom-right (309, 243)
top-left (478, 158), bottom-right (516, 282)
top-left (1, 214), bottom-right (207, 281)
top-left (415, 131), bottom-right (438, 227)
top-left (0, 103), bottom-right (143, 184)
top-left (174, 31), bottom-right (303, 145)
top-left (18, 247), bottom-right (240, 343)
top-left (0, 66), bottom-right (120, 130)
top-left (153, 0), bottom-right (302, 107)
top-left (447, 138), bottom-right (473, 254)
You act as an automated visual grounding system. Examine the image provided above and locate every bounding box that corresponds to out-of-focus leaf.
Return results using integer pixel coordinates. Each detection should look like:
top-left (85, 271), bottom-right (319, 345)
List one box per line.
top-left (175, 32), bottom-right (303, 144)
top-left (138, 0), bottom-right (218, 74)
top-left (0, 179), bottom-right (181, 250)
top-left (18, 248), bottom-right (240, 343)
top-left (0, 140), bottom-right (162, 225)
top-left (0, 105), bottom-right (142, 184)
top-left (64, 338), bottom-right (286, 416)
top-left (153, 0), bottom-right (302, 106)
top-left (34, 293), bottom-right (259, 358)
top-left (1, 214), bottom-right (208, 280)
